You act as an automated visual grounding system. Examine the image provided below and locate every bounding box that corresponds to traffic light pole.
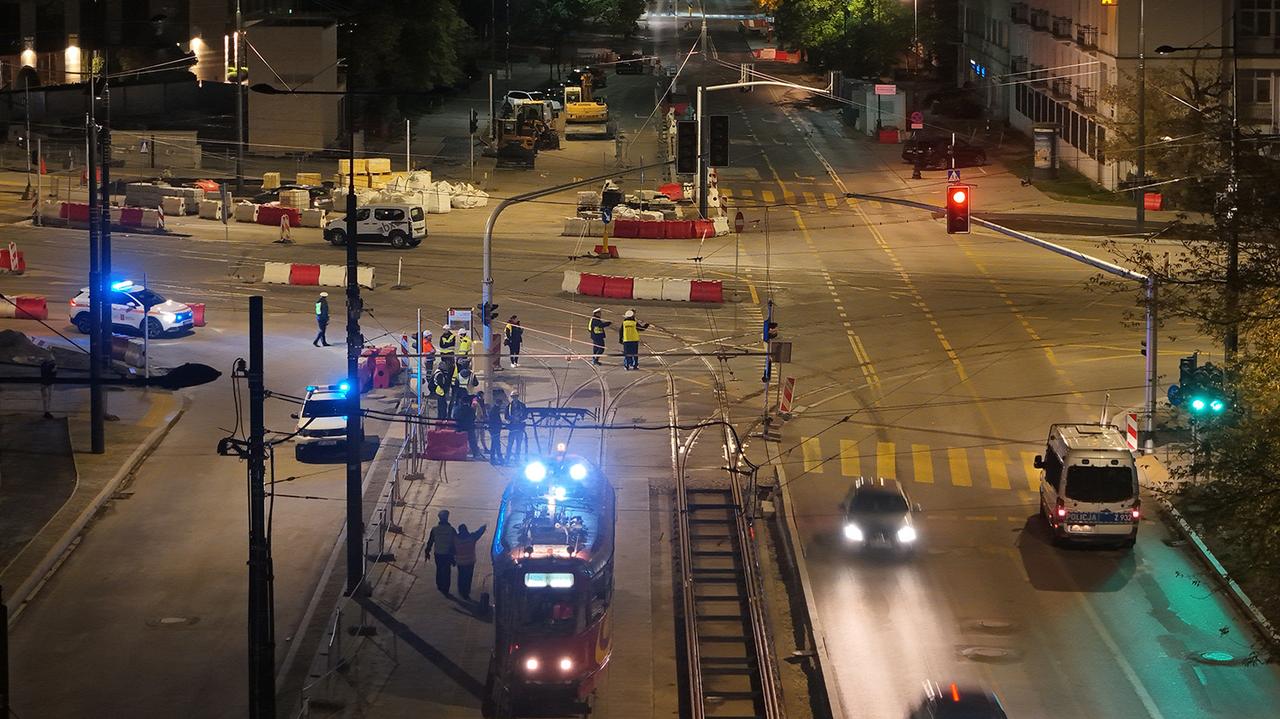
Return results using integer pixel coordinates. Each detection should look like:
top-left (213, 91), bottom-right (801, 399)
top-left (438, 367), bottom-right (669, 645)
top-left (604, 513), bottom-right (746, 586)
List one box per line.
top-left (1144, 278), bottom-right (1158, 449)
top-left (344, 84), bottom-right (365, 597)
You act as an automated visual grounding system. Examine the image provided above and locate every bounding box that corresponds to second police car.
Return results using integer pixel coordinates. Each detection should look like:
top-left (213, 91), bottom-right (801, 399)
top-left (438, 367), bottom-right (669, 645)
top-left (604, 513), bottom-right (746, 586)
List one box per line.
top-left (68, 279), bottom-right (194, 338)
top-left (295, 383), bottom-right (351, 444)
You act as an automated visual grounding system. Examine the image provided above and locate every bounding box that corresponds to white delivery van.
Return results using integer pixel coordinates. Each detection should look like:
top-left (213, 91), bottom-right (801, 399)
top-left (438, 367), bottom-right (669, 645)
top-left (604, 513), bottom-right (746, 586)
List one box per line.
top-left (324, 204), bottom-right (426, 248)
top-left (1035, 423), bottom-right (1140, 548)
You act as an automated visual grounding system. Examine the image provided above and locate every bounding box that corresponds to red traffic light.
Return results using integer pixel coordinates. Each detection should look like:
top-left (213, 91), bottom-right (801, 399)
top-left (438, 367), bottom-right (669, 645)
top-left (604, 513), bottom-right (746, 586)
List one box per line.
top-left (950, 188), bottom-right (967, 204)
top-left (945, 183), bottom-right (971, 234)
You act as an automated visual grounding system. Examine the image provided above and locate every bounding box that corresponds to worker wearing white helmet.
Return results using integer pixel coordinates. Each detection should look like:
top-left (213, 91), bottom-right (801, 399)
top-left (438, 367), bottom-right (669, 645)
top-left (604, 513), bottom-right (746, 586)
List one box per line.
top-left (588, 308), bottom-right (612, 365)
top-left (620, 309), bottom-right (649, 370)
top-left (456, 327), bottom-right (474, 371)
top-left (313, 292), bottom-right (331, 347)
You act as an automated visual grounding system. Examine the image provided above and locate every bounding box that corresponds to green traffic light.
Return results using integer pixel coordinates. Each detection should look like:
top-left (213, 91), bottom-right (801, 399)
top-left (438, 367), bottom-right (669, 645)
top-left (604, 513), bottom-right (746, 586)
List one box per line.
top-left (1190, 397), bottom-right (1207, 412)
top-left (1210, 398), bottom-right (1225, 412)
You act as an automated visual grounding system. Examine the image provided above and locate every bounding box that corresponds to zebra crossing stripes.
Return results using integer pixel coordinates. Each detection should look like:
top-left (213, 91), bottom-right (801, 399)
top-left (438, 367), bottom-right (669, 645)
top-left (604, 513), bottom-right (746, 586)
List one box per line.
top-left (948, 447), bottom-right (972, 487)
top-left (793, 436), bottom-right (1041, 491)
top-left (911, 444), bottom-right (933, 484)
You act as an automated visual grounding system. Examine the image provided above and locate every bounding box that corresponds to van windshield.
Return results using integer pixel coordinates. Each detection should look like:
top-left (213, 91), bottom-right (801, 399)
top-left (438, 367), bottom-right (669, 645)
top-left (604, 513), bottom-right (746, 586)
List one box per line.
top-left (1065, 466), bottom-right (1134, 503)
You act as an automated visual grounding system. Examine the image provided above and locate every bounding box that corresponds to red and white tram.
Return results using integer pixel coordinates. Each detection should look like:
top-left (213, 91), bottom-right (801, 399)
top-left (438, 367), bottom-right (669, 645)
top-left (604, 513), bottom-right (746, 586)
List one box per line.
top-left (484, 454), bottom-right (616, 717)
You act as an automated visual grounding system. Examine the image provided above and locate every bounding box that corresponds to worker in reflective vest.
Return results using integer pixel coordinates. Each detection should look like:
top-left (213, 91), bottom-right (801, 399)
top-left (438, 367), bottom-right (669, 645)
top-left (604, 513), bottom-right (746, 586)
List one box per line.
top-left (421, 330), bottom-right (436, 374)
top-left (588, 309), bottom-right (611, 365)
top-left (620, 309), bottom-right (648, 370)
top-left (438, 326), bottom-right (456, 377)
top-left (432, 365), bottom-right (450, 419)
top-left (456, 328), bottom-right (473, 370)
top-left (312, 292), bottom-right (330, 347)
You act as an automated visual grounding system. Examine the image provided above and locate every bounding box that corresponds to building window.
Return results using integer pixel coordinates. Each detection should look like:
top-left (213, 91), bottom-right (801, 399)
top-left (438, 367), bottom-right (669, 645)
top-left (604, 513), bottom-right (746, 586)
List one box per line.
top-left (1242, 70), bottom-right (1274, 103)
top-left (1241, 0), bottom-right (1279, 37)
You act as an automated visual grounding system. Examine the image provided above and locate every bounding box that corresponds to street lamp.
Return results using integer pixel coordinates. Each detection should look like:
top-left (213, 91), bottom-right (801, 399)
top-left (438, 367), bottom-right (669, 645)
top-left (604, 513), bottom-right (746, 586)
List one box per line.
top-left (1155, 16), bottom-right (1240, 359)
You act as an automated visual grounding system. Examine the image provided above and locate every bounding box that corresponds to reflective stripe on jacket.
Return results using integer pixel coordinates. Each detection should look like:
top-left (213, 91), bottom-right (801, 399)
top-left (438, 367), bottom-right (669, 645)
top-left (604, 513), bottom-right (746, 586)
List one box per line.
top-left (622, 318), bottom-right (640, 342)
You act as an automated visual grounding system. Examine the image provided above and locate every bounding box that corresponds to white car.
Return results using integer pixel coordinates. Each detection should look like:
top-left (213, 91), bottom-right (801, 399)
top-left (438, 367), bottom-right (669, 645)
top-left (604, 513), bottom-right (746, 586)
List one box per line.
top-left (504, 89), bottom-right (563, 112)
top-left (324, 203), bottom-right (427, 248)
top-left (69, 279), bottom-right (194, 338)
top-left (296, 383), bottom-right (351, 442)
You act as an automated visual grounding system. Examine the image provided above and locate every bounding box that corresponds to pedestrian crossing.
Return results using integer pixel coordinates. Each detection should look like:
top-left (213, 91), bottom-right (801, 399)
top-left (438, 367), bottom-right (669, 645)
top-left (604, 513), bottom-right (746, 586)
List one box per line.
top-left (719, 186), bottom-right (850, 210)
top-left (792, 436), bottom-right (1042, 492)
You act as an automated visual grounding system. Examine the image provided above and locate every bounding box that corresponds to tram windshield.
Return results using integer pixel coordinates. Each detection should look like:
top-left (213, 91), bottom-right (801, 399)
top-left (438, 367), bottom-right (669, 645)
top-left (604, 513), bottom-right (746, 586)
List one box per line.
top-left (518, 588), bottom-right (583, 636)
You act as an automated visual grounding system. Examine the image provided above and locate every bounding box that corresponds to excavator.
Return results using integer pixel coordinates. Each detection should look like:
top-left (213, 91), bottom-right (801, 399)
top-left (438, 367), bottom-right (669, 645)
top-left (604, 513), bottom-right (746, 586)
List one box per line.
top-left (495, 101), bottom-right (560, 168)
top-left (562, 72), bottom-right (616, 140)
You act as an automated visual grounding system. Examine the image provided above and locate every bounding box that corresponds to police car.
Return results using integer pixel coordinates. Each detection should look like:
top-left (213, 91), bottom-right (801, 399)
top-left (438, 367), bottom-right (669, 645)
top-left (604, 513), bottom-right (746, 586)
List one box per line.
top-left (295, 383), bottom-right (351, 443)
top-left (68, 279), bottom-right (195, 338)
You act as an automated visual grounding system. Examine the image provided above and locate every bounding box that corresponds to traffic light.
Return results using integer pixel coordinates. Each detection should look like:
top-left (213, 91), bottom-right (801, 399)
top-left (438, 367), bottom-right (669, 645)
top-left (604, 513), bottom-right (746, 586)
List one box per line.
top-left (764, 319), bottom-right (778, 341)
top-left (945, 184), bottom-right (971, 234)
top-left (708, 115), bottom-right (730, 167)
top-left (469, 109), bottom-right (479, 135)
top-left (479, 301), bottom-right (500, 326)
top-left (1179, 354), bottom-right (1198, 388)
top-left (676, 120), bottom-right (697, 174)
top-left (1181, 360), bottom-right (1230, 417)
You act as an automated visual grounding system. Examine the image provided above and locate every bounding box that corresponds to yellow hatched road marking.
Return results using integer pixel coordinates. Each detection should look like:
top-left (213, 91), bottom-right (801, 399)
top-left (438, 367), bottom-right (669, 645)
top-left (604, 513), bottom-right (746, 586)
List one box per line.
top-left (801, 437), bottom-right (824, 474)
top-left (783, 190), bottom-right (796, 205)
top-left (760, 189), bottom-right (775, 203)
top-left (876, 441), bottom-right (896, 479)
top-left (984, 449), bottom-right (1010, 490)
top-left (802, 191), bottom-right (818, 207)
top-left (1021, 451), bottom-right (1041, 492)
top-left (839, 439), bottom-right (860, 476)
top-left (948, 448), bottom-right (972, 487)
top-left (738, 188), bottom-right (754, 199)
top-left (911, 444), bottom-right (934, 484)
top-left (824, 192), bottom-right (840, 208)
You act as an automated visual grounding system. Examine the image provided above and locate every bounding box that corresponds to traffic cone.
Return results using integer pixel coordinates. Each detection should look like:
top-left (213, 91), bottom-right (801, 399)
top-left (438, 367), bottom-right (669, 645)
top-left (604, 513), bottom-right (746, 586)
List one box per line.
top-left (39, 157), bottom-right (46, 175)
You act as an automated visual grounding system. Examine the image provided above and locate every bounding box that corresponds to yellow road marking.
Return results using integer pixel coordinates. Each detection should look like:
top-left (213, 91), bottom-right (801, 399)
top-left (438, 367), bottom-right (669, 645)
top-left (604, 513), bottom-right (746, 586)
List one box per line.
top-left (801, 437), bottom-right (824, 474)
top-left (760, 189), bottom-right (775, 203)
top-left (984, 448), bottom-right (1010, 490)
top-left (139, 392), bottom-right (174, 428)
top-left (948, 448), bottom-right (972, 487)
top-left (802, 191), bottom-right (818, 207)
top-left (876, 441), bottom-right (896, 479)
top-left (912, 444), bottom-right (934, 484)
top-left (840, 439), bottom-right (860, 477)
top-left (783, 190), bottom-right (796, 205)
top-left (823, 192), bottom-right (838, 209)
top-left (1021, 450), bottom-right (1041, 492)
top-left (748, 283), bottom-right (759, 304)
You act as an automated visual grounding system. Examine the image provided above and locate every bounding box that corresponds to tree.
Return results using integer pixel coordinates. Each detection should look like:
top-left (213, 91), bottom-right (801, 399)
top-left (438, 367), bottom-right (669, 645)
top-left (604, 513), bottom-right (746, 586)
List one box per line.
top-left (514, 1), bottom-right (646, 73)
top-left (773, 0), bottom-right (913, 78)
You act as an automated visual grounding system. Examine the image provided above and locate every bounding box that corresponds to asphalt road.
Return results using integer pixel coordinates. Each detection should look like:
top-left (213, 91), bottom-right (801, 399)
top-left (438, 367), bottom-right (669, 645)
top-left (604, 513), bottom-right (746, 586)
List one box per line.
top-left (691, 2), bottom-right (1280, 717)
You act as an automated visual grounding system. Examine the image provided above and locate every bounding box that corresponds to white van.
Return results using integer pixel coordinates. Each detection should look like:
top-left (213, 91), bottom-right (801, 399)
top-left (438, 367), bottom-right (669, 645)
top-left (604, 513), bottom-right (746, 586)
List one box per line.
top-left (324, 204), bottom-right (426, 248)
top-left (1035, 423), bottom-right (1140, 548)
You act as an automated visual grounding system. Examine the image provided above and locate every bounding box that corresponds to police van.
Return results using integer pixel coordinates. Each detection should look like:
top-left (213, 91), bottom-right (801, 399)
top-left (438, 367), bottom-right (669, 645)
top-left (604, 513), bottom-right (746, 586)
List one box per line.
top-left (323, 203), bottom-right (426, 249)
top-left (1035, 423), bottom-right (1140, 548)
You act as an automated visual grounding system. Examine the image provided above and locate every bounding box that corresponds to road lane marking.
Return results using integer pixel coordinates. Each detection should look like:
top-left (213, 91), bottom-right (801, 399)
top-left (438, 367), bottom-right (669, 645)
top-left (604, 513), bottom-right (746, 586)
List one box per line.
top-left (876, 441), bottom-right (896, 479)
top-left (984, 448), bottom-right (1010, 490)
top-left (139, 392), bottom-right (175, 428)
top-left (948, 448), bottom-right (972, 487)
top-left (839, 439), bottom-right (860, 476)
top-left (748, 283), bottom-right (759, 304)
top-left (823, 192), bottom-right (838, 209)
top-left (911, 444), bottom-right (934, 484)
top-left (802, 190), bottom-right (818, 207)
top-left (783, 189), bottom-right (796, 205)
top-left (1021, 451), bottom-right (1041, 492)
top-left (760, 189), bottom-right (776, 203)
top-left (801, 437), bottom-right (824, 474)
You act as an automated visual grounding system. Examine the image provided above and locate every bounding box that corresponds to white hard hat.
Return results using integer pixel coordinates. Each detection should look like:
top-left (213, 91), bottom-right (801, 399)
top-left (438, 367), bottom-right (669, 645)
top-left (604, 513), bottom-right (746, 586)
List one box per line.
top-left (593, 308), bottom-right (602, 314)
top-left (424, 330), bottom-right (433, 336)
top-left (320, 292), bottom-right (329, 297)
top-left (442, 325), bottom-right (451, 331)
top-left (460, 328), bottom-right (469, 335)
top-left (624, 309), bottom-right (635, 318)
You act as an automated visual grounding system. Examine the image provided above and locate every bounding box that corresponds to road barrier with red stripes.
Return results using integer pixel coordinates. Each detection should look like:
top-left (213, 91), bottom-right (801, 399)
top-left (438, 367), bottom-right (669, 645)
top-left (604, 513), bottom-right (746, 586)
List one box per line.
top-left (780, 377), bottom-right (797, 415)
top-left (562, 271), bottom-right (723, 303)
top-left (263, 262), bottom-right (375, 289)
top-left (44, 202), bottom-right (165, 231)
top-left (612, 218), bottom-right (719, 239)
top-left (0, 242), bottom-right (26, 274)
top-left (0, 295), bottom-right (49, 321)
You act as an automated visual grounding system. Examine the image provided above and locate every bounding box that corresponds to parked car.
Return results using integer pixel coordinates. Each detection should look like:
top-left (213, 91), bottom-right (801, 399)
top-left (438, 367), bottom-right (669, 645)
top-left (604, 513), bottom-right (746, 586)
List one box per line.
top-left (615, 51), bottom-right (647, 74)
top-left (504, 89), bottom-right (562, 113)
top-left (323, 204), bottom-right (427, 248)
top-left (901, 135), bottom-right (987, 169)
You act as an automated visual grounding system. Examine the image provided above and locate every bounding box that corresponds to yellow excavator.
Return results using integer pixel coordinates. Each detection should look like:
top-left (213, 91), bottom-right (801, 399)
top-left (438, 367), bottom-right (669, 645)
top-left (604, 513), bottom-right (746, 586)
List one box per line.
top-left (564, 72), bottom-right (609, 124)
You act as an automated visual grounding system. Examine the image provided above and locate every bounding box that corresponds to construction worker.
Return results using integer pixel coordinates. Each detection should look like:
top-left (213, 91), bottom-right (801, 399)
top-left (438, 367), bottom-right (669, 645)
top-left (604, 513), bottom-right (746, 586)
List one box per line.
top-left (506, 390), bottom-right (528, 464)
top-left (421, 330), bottom-right (437, 377)
top-left (438, 326), bottom-right (456, 377)
top-left (588, 308), bottom-right (611, 365)
top-left (432, 364), bottom-right (450, 419)
top-left (312, 292), bottom-right (330, 347)
top-left (503, 316), bottom-right (524, 368)
top-left (451, 363), bottom-right (479, 416)
top-left (620, 309), bottom-right (649, 370)
top-left (456, 328), bottom-right (473, 371)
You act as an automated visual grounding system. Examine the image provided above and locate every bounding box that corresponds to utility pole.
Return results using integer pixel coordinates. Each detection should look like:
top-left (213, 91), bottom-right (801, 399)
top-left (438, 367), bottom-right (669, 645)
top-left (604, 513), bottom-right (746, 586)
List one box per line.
top-left (343, 80), bottom-right (365, 596)
top-left (2, 585), bottom-right (9, 718)
top-left (1225, 10), bottom-right (1240, 359)
top-left (696, 86), bottom-right (707, 218)
top-left (246, 296), bottom-right (276, 719)
top-left (23, 77), bottom-right (31, 198)
top-left (235, 1), bottom-right (245, 194)
top-left (86, 64), bottom-right (105, 455)
top-left (98, 61), bottom-right (113, 387)
top-left (1135, 0), bottom-right (1146, 234)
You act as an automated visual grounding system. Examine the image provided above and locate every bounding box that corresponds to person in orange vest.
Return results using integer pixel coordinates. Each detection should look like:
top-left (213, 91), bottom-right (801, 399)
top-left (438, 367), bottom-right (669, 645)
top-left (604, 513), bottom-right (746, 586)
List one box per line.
top-left (454, 523), bottom-right (488, 600)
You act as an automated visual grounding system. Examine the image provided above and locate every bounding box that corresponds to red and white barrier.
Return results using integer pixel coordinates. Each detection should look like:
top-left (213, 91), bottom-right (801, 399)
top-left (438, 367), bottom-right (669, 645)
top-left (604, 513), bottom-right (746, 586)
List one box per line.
top-left (263, 262), bottom-right (375, 289)
top-left (44, 202), bottom-right (164, 231)
top-left (1125, 412), bottom-right (1139, 452)
top-left (562, 271), bottom-right (722, 303)
top-left (0, 242), bottom-right (26, 274)
top-left (0, 295), bottom-right (48, 321)
top-left (780, 377), bottom-right (796, 415)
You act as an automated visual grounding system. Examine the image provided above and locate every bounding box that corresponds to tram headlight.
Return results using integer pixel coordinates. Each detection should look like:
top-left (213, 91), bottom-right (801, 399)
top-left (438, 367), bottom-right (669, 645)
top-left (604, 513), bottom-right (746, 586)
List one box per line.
top-left (568, 462), bottom-right (588, 481)
top-left (524, 656), bottom-right (539, 672)
top-left (524, 461), bottom-right (547, 482)
top-left (559, 657), bottom-right (574, 672)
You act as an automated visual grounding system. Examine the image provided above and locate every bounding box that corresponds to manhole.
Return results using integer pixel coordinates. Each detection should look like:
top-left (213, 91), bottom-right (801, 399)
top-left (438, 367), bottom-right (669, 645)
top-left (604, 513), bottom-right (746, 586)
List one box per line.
top-left (959, 646), bottom-right (1020, 663)
top-left (1192, 650), bottom-right (1238, 665)
top-left (147, 616), bottom-right (200, 628)
top-left (966, 619), bottom-right (1016, 634)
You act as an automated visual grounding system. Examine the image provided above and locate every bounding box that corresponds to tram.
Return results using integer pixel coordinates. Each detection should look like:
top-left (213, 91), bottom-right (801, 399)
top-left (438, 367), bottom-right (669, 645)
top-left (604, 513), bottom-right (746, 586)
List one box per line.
top-left (484, 452), bottom-right (616, 717)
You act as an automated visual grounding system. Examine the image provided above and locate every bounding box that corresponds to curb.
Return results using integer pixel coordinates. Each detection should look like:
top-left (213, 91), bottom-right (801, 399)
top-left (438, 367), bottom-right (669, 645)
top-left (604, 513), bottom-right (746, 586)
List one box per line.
top-left (1153, 493), bottom-right (1280, 649)
top-left (6, 392), bottom-right (189, 627)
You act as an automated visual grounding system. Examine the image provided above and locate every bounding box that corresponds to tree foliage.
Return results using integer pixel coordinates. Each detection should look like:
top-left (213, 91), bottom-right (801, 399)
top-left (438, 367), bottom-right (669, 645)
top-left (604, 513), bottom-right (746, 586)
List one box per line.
top-left (773, 0), bottom-right (930, 78)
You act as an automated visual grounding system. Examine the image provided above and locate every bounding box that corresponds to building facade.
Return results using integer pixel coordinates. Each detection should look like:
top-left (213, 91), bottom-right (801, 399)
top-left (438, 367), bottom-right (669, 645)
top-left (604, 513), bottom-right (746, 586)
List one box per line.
top-left (960, 0), bottom-right (1279, 188)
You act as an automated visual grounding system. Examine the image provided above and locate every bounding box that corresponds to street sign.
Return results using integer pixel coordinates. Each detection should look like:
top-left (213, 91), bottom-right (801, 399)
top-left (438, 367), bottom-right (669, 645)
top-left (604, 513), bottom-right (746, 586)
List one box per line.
top-left (601, 206), bottom-right (612, 224)
top-left (874, 84), bottom-right (896, 96)
top-left (447, 307), bottom-right (473, 334)
top-left (734, 210), bottom-right (745, 233)
top-left (946, 168), bottom-right (961, 182)
top-left (769, 340), bottom-right (792, 363)
top-left (909, 111), bottom-right (923, 130)
top-left (1167, 384), bottom-right (1181, 406)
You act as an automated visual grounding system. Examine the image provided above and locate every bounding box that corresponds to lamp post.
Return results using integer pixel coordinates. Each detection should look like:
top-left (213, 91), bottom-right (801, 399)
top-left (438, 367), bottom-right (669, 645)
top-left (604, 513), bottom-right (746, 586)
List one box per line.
top-left (1136, 0), bottom-right (1146, 234)
top-left (1156, 13), bottom-right (1240, 359)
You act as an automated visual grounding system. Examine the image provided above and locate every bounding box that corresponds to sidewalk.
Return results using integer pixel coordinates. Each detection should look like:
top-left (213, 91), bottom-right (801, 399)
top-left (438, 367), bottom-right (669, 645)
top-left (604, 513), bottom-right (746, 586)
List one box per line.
top-left (0, 354), bottom-right (185, 623)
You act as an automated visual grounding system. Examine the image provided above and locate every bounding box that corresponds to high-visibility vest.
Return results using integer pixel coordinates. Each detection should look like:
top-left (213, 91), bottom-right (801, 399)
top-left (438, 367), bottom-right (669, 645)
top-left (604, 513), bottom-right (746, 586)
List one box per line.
top-left (315, 301), bottom-right (326, 317)
top-left (622, 318), bottom-right (640, 342)
top-left (589, 317), bottom-right (607, 337)
top-left (422, 339), bottom-right (435, 357)
top-left (457, 335), bottom-right (473, 355)
top-left (438, 333), bottom-right (455, 354)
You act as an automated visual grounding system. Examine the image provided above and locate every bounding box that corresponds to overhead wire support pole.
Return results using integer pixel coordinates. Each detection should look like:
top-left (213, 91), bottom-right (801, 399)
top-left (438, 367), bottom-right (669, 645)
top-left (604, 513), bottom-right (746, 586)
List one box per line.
top-left (99, 65), bottom-right (113, 390)
top-left (480, 160), bottom-right (671, 397)
top-left (86, 63), bottom-right (104, 455)
top-left (246, 296), bottom-right (275, 719)
top-left (343, 78), bottom-right (365, 597)
top-left (235, 1), bottom-right (245, 194)
top-left (1136, 0), bottom-right (1146, 234)
top-left (1226, 10), bottom-right (1240, 360)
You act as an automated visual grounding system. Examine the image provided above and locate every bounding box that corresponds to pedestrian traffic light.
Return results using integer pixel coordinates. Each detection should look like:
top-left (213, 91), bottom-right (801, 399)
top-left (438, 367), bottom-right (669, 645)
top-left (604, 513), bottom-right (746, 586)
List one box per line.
top-left (479, 301), bottom-right (500, 326)
top-left (676, 120), bottom-right (697, 174)
top-left (708, 115), bottom-right (730, 167)
top-left (945, 184), bottom-right (971, 234)
top-left (469, 109), bottom-right (479, 135)
top-left (1179, 354), bottom-right (1198, 388)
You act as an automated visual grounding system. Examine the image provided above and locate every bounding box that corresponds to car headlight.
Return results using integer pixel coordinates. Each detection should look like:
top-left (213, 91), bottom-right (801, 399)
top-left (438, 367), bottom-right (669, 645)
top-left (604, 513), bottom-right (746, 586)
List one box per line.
top-left (559, 657), bottom-right (573, 672)
top-left (843, 523), bottom-right (864, 542)
top-left (524, 657), bottom-right (539, 672)
top-left (896, 525), bottom-right (917, 543)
